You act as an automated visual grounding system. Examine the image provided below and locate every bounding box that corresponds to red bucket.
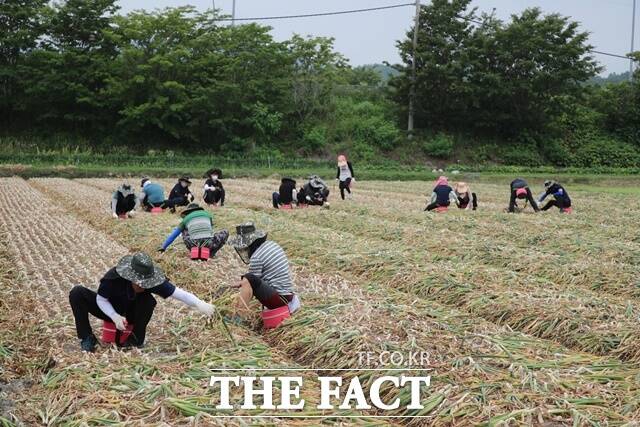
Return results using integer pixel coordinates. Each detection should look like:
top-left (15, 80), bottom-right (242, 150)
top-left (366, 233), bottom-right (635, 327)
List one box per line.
top-left (118, 214), bottom-right (127, 219)
top-left (261, 305), bottom-right (291, 329)
top-left (102, 320), bottom-right (133, 344)
top-left (435, 206), bottom-right (448, 213)
top-left (190, 247), bottom-right (199, 259)
top-left (561, 207), bottom-right (573, 214)
top-left (200, 247), bottom-right (210, 260)
top-left (281, 204), bottom-right (293, 210)
top-left (150, 207), bottom-right (163, 214)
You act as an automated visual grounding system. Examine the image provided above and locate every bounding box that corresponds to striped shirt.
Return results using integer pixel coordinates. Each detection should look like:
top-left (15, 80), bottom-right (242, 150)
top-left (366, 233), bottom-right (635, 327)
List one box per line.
top-left (249, 241), bottom-right (294, 295)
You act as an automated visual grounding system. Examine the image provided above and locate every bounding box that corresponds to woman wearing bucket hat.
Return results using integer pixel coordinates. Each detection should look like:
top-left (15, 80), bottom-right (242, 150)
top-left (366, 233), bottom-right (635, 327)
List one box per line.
top-left (158, 203), bottom-right (229, 256)
top-left (297, 175), bottom-right (330, 207)
top-left (538, 180), bottom-right (572, 213)
top-left (425, 176), bottom-right (458, 211)
top-left (508, 178), bottom-right (540, 213)
top-left (166, 176), bottom-right (194, 213)
top-left (68, 252), bottom-right (215, 352)
top-left (454, 182), bottom-right (478, 211)
top-left (111, 183), bottom-right (139, 218)
top-left (203, 168), bottom-right (225, 207)
top-left (227, 223), bottom-right (300, 324)
top-left (336, 154), bottom-right (355, 200)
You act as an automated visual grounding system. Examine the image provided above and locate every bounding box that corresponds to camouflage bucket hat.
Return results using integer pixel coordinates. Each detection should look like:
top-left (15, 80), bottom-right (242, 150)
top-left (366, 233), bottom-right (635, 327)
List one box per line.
top-left (115, 252), bottom-right (166, 289)
top-left (228, 222), bottom-right (267, 250)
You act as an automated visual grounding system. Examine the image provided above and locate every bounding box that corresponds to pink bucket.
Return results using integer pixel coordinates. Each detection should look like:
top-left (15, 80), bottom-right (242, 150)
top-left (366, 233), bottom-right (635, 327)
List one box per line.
top-left (261, 305), bottom-right (291, 329)
top-left (561, 207), bottom-right (573, 214)
top-left (118, 214), bottom-right (127, 219)
top-left (515, 188), bottom-right (528, 197)
top-left (435, 206), bottom-right (448, 213)
top-left (200, 247), bottom-right (210, 260)
top-left (281, 204), bottom-right (293, 210)
top-left (190, 247), bottom-right (199, 259)
top-left (150, 207), bottom-right (163, 214)
top-left (102, 320), bottom-right (133, 344)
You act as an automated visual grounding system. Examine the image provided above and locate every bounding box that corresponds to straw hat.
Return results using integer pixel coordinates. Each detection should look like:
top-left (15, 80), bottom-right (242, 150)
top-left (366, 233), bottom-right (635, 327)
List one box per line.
top-left (115, 253), bottom-right (166, 289)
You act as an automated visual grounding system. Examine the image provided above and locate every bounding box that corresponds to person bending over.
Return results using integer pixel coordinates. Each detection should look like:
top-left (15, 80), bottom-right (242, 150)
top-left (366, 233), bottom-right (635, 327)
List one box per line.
top-left (139, 177), bottom-right (165, 211)
top-left (203, 168), bottom-right (225, 207)
top-left (272, 177), bottom-right (298, 209)
top-left (508, 178), bottom-right (540, 213)
top-left (158, 203), bottom-right (229, 256)
top-left (166, 176), bottom-right (194, 213)
top-left (227, 223), bottom-right (299, 323)
top-left (454, 182), bottom-right (478, 211)
top-left (336, 154), bottom-right (355, 200)
top-left (69, 253), bottom-right (214, 352)
top-left (539, 180), bottom-right (572, 212)
top-left (111, 183), bottom-right (139, 218)
top-left (425, 176), bottom-right (458, 211)
top-left (297, 175), bottom-right (330, 207)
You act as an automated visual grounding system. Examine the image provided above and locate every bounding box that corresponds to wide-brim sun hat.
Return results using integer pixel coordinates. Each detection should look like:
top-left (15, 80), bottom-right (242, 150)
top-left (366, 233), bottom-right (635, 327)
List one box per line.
top-left (455, 182), bottom-right (469, 194)
top-left (181, 203), bottom-right (204, 217)
top-left (205, 168), bottom-right (222, 178)
top-left (116, 252), bottom-right (166, 289)
top-left (228, 222), bottom-right (267, 250)
top-left (178, 176), bottom-right (192, 185)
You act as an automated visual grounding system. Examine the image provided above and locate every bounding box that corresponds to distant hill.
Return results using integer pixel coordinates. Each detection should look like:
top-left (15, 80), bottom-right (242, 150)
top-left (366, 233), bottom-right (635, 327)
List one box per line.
top-left (360, 63), bottom-right (401, 82)
top-left (589, 71), bottom-right (631, 85)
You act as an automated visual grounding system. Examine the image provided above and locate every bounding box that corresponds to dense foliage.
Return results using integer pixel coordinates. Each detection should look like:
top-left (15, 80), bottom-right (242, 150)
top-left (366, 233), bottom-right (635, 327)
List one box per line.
top-left (0, 0), bottom-right (638, 166)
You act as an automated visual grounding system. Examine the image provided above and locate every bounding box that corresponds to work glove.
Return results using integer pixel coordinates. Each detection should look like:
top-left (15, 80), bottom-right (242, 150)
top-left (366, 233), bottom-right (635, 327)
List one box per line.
top-left (112, 314), bottom-right (128, 331)
top-left (112, 212), bottom-right (118, 219)
top-left (195, 301), bottom-right (215, 316)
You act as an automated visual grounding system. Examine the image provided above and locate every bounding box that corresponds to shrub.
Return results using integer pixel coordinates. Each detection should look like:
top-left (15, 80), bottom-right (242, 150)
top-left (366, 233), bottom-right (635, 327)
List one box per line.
top-left (421, 133), bottom-right (454, 158)
top-left (572, 138), bottom-right (640, 167)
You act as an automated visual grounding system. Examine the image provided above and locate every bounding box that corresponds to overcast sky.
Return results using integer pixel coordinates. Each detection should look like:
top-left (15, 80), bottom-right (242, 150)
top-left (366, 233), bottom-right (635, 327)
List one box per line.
top-left (117, 0), bottom-right (636, 75)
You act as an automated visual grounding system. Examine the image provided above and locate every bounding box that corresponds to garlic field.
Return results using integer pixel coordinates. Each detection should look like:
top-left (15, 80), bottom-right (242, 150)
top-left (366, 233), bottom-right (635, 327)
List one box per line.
top-left (1, 177), bottom-right (640, 425)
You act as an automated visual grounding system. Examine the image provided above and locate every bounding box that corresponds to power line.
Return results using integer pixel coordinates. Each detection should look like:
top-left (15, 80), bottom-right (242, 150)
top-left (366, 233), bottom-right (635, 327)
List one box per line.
top-left (211, 3), bottom-right (415, 22)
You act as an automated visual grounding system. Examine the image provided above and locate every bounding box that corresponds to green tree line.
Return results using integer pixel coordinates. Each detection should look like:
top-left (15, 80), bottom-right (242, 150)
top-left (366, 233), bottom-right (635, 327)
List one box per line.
top-left (1, 0), bottom-right (638, 166)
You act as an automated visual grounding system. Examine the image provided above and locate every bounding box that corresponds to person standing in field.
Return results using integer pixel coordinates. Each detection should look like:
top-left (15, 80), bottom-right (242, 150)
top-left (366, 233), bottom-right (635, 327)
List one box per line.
top-left (158, 203), bottom-right (229, 255)
top-left (111, 183), bottom-right (138, 218)
top-left (139, 177), bottom-right (166, 211)
top-left (539, 180), bottom-right (572, 212)
top-left (203, 168), bottom-right (225, 207)
top-left (68, 252), bottom-right (215, 352)
top-left (425, 176), bottom-right (458, 211)
top-left (272, 177), bottom-right (297, 209)
top-left (336, 154), bottom-right (355, 200)
top-left (166, 176), bottom-right (194, 213)
top-left (508, 178), bottom-right (540, 213)
top-left (227, 223), bottom-right (300, 324)
top-left (454, 182), bottom-right (478, 211)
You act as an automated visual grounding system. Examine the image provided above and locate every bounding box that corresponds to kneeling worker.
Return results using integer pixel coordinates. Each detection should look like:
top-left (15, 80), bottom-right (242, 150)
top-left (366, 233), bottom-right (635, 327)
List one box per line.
top-left (272, 177), bottom-right (297, 209)
top-left (227, 223), bottom-right (299, 323)
top-left (539, 180), bottom-right (572, 212)
top-left (69, 252), bottom-right (215, 352)
top-left (111, 183), bottom-right (138, 218)
top-left (158, 203), bottom-right (229, 256)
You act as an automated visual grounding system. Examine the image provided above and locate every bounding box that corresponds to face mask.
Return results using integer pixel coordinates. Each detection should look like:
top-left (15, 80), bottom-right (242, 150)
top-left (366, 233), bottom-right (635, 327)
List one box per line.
top-left (180, 182), bottom-right (188, 188)
top-left (235, 247), bottom-right (251, 265)
top-left (211, 175), bottom-right (218, 181)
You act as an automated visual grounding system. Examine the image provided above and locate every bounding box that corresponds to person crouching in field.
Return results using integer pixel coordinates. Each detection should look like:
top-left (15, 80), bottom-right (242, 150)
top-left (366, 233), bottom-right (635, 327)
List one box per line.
top-left (508, 178), bottom-right (540, 213)
top-left (539, 180), bottom-right (572, 212)
top-left (227, 223), bottom-right (300, 324)
top-left (166, 176), bottom-right (194, 213)
top-left (111, 183), bottom-right (138, 218)
top-left (158, 203), bottom-right (229, 256)
top-left (203, 168), bottom-right (225, 207)
top-left (272, 177), bottom-right (297, 209)
top-left (425, 176), bottom-right (458, 211)
top-left (69, 252), bottom-right (215, 352)
top-left (140, 177), bottom-right (166, 211)
top-left (454, 182), bottom-right (477, 211)
top-left (336, 154), bottom-right (355, 200)
top-left (297, 175), bottom-right (330, 207)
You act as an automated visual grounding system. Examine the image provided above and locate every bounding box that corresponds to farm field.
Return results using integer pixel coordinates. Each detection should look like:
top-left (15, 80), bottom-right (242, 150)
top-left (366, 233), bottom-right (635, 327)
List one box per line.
top-left (2, 176), bottom-right (640, 425)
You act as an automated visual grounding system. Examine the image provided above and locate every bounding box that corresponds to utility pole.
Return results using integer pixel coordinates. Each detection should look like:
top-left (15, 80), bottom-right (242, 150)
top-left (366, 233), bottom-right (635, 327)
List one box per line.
top-left (631, 0), bottom-right (637, 80)
top-left (232, 0), bottom-right (237, 26)
top-left (407, 0), bottom-right (420, 137)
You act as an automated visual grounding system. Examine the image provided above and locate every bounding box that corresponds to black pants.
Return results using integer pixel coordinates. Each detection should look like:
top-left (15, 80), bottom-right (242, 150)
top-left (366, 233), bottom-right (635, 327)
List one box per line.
top-left (426, 201), bottom-right (450, 211)
top-left (458, 193), bottom-right (478, 210)
top-left (165, 195), bottom-right (189, 209)
top-left (69, 285), bottom-right (157, 344)
top-left (272, 192), bottom-right (281, 208)
top-left (509, 187), bottom-right (539, 212)
top-left (142, 196), bottom-right (164, 211)
top-left (542, 198), bottom-right (571, 211)
top-left (243, 274), bottom-right (293, 309)
top-left (339, 178), bottom-right (352, 200)
top-left (204, 189), bottom-right (225, 206)
top-left (115, 195), bottom-right (137, 215)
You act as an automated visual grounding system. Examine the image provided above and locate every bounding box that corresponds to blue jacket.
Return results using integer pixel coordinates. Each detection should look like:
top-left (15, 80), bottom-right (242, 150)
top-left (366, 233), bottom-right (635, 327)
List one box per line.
top-left (143, 183), bottom-right (165, 204)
